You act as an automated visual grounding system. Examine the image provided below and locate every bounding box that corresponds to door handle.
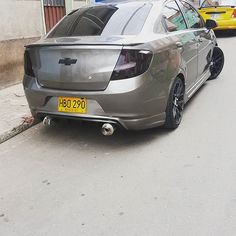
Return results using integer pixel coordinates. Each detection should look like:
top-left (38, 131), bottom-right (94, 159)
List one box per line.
top-left (176, 42), bottom-right (183, 48)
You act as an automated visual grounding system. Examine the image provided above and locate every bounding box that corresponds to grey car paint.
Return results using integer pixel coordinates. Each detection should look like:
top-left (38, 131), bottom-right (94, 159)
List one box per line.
top-left (32, 45), bottom-right (123, 91)
top-left (23, 0), bottom-right (217, 130)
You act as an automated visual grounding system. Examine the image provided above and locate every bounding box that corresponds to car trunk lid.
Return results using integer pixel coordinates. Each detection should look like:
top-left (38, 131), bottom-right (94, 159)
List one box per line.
top-left (27, 44), bottom-right (123, 91)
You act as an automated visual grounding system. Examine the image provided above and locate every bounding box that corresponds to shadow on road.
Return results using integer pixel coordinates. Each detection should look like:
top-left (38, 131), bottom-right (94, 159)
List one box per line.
top-left (38, 118), bottom-right (172, 151)
top-left (214, 30), bottom-right (236, 38)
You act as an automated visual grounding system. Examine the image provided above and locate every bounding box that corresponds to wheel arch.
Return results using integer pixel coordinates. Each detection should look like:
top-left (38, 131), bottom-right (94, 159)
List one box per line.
top-left (168, 72), bottom-right (186, 95)
top-left (177, 73), bottom-right (185, 89)
top-left (166, 72), bottom-right (186, 109)
top-left (164, 73), bottom-right (185, 129)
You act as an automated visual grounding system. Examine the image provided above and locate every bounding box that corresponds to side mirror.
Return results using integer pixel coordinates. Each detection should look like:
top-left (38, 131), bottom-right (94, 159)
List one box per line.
top-left (205, 19), bottom-right (217, 29)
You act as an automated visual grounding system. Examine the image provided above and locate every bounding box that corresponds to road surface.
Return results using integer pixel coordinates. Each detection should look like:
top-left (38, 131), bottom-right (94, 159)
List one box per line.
top-left (0, 35), bottom-right (236, 236)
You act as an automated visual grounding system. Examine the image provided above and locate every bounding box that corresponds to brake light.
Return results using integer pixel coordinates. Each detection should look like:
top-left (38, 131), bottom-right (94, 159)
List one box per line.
top-left (232, 9), bottom-right (236, 18)
top-left (111, 49), bottom-right (153, 80)
top-left (24, 50), bottom-right (35, 77)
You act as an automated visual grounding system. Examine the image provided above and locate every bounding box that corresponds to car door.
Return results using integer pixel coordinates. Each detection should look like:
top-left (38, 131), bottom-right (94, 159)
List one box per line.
top-left (179, 1), bottom-right (213, 81)
top-left (161, 0), bottom-right (199, 92)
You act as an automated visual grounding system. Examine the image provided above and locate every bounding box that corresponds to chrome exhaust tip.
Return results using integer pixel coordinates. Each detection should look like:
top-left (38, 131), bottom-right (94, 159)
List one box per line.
top-left (43, 116), bottom-right (53, 127)
top-left (101, 123), bottom-right (115, 136)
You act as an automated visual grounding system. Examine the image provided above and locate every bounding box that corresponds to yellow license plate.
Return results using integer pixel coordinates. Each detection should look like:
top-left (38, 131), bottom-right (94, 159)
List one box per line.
top-left (58, 97), bottom-right (87, 113)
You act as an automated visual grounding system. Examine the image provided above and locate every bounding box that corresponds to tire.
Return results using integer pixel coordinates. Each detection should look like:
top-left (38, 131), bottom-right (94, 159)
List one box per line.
top-left (164, 77), bottom-right (185, 129)
top-left (208, 46), bottom-right (224, 80)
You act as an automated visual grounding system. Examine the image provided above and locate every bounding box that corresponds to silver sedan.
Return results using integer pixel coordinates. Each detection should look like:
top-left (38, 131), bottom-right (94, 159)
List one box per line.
top-left (23, 0), bottom-right (224, 135)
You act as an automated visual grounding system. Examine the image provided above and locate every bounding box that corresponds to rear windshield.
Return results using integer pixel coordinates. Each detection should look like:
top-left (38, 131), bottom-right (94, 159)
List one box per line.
top-left (201, 0), bottom-right (236, 8)
top-left (48, 3), bottom-right (152, 38)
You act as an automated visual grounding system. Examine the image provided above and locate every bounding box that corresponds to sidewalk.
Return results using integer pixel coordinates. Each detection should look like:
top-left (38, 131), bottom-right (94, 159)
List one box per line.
top-left (0, 83), bottom-right (37, 144)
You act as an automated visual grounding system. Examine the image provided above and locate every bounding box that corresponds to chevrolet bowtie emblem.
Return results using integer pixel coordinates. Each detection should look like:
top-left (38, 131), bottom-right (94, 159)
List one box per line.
top-left (59, 58), bottom-right (77, 66)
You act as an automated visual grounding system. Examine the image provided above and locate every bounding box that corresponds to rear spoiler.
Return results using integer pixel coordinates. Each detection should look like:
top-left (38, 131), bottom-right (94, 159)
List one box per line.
top-left (25, 43), bottom-right (142, 48)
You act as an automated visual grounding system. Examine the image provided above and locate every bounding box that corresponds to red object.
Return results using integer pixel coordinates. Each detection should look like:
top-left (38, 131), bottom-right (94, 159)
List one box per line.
top-left (43, 0), bottom-right (66, 33)
top-left (232, 9), bottom-right (236, 18)
top-left (44, 6), bottom-right (65, 32)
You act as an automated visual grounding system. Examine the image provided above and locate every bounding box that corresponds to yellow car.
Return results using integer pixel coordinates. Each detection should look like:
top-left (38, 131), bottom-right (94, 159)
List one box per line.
top-left (199, 0), bottom-right (236, 30)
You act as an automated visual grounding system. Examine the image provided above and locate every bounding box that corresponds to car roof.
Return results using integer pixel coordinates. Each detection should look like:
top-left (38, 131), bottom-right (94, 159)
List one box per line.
top-left (88, 0), bottom-right (164, 7)
top-left (99, 0), bottom-right (162, 3)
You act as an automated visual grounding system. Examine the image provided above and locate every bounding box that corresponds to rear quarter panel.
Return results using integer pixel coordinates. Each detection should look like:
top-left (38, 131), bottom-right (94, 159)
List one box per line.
top-left (128, 32), bottom-right (187, 111)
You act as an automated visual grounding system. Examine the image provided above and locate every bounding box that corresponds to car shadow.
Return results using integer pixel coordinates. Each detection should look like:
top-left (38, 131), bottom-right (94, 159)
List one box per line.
top-left (214, 30), bottom-right (236, 38)
top-left (38, 118), bottom-right (173, 150)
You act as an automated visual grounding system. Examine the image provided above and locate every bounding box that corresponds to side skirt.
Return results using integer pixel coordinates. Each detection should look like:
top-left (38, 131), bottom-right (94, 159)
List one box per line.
top-left (185, 69), bottom-right (211, 102)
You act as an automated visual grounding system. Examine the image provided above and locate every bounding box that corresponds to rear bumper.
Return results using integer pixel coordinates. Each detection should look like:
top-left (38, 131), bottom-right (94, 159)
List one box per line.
top-left (23, 74), bottom-right (167, 130)
top-left (214, 26), bottom-right (236, 30)
top-left (214, 19), bottom-right (236, 30)
top-left (36, 112), bottom-right (165, 130)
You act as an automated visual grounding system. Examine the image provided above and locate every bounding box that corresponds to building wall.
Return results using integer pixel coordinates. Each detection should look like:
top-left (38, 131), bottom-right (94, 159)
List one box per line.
top-left (0, 0), bottom-right (86, 88)
top-left (0, 0), bottom-right (43, 88)
top-left (0, 37), bottom-right (40, 89)
top-left (0, 0), bottom-right (43, 41)
top-left (0, 0), bottom-right (87, 42)
top-left (74, 0), bottom-right (87, 9)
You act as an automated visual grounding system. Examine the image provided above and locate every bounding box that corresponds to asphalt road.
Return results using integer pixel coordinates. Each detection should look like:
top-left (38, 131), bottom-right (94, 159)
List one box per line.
top-left (0, 35), bottom-right (236, 236)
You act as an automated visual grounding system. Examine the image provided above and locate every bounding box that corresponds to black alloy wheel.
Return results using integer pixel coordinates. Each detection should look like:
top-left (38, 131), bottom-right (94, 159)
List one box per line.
top-left (165, 77), bottom-right (185, 129)
top-left (209, 46), bottom-right (224, 80)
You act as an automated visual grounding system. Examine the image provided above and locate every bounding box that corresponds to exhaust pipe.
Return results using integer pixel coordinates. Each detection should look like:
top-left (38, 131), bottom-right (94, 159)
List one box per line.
top-left (43, 116), bottom-right (54, 127)
top-left (101, 123), bottom-right (115, 136)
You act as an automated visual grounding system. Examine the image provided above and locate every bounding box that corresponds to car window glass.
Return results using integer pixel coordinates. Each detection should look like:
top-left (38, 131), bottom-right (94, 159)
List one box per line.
top-left (180, 1), bottom-right (204, 29)
top-left (162, 1), bottom-right (187, 32)
top-left (48, 3), bottom-right (152, 38)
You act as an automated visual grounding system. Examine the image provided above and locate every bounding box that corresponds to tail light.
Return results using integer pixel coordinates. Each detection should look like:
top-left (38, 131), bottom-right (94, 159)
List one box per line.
top-left (111, 49), bottom-right (153, 80)
top-left (232, 9), bottom-right (236, 18)
top-left (24, 50), bottom-right (35, 77)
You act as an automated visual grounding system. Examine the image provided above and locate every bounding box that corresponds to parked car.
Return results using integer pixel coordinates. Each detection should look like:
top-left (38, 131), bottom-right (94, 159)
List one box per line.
top-left (23, 0), bottom-right (224, 135)
top-left (199, 0), bottom-right (236, 31)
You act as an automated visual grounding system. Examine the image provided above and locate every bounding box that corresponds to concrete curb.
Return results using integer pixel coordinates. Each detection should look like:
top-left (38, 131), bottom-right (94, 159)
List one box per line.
top-left (0, 117), bottom-right (39, 144)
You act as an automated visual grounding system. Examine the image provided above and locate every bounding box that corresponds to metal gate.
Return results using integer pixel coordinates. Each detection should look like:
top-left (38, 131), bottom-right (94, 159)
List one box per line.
top-left (43, 0), bottom-right (66, 33)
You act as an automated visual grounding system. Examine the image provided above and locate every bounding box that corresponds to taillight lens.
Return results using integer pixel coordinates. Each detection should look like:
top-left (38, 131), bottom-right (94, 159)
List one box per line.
top-left (111, 49), bottom-right (153, 80)
top-left (24, 50), bottom-right (35, 77)
top-left (232, 9), bottom-right (236, 18)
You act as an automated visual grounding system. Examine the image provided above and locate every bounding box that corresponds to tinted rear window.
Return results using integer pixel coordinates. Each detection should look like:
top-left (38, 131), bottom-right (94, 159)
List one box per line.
top-left (48, 3), bottom-right (152, 38)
